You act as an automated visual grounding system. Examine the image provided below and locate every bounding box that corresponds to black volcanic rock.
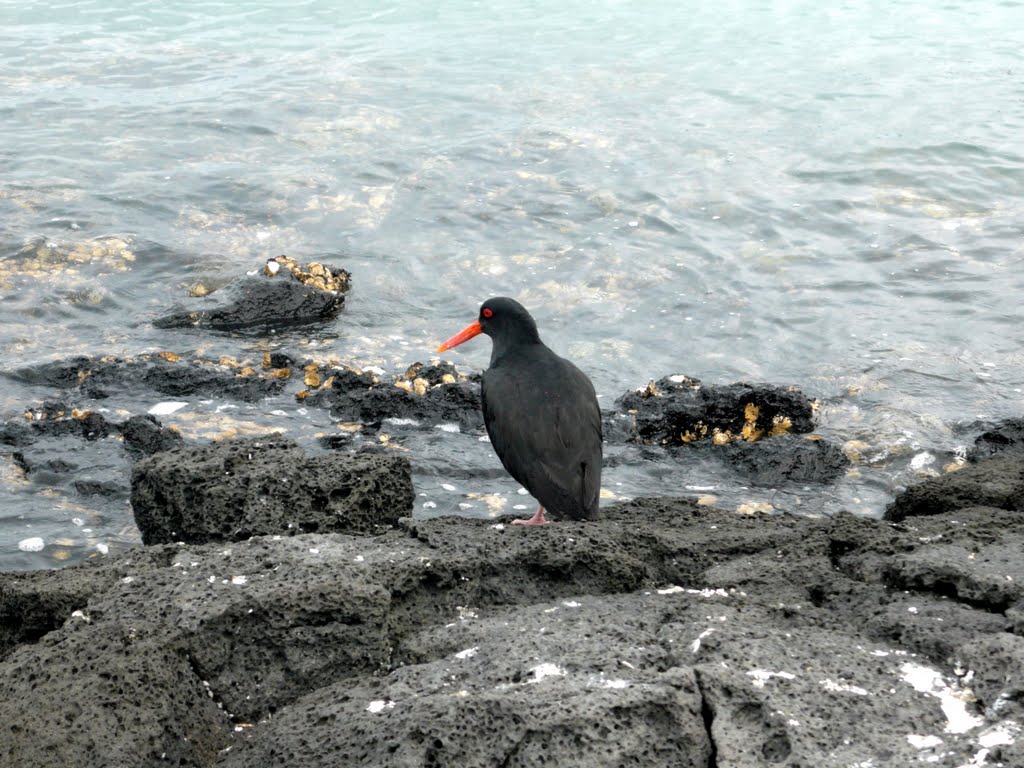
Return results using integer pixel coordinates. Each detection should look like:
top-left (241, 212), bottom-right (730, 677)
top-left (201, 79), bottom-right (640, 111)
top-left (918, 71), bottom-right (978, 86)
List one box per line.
top-left (721, 433), bottom-right (851, 484)
top-left (153, 256), bottom-right (351, 331)
top-left (617, 376), bottom-right (816, 446)
top-left (884, 454), bottom-right (1024, 522)
top-left (303, 367), bottom-right (485, 432)
top-left (616, 375), bottom-right (846, 485)
top-left (129, 435), bottom-right (413, 544)
top-left (2, 499), bottom-right (1021, 768)
top-left (7, 354), bottom-right (290, 403)
top-left (119, 414), bottom-right (185, 457)
top-left (968, 417), bottom-right (1024, 461)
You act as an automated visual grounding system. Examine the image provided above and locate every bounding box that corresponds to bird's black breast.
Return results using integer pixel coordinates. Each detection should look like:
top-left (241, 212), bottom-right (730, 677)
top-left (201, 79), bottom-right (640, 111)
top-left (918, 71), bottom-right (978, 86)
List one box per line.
top-left (481, 344), bottom-right (602, 520)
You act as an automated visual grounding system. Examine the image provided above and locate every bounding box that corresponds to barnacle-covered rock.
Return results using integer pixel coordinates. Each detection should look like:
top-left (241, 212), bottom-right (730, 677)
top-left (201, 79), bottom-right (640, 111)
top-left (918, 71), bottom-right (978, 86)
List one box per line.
top-left (300, 362), bottom-right (482, 432)
top-left (617, 375), bottom-right (816, 446)
top-left (153, 255), bottom-right (351, 331)
top-left (7, 353), bottom-right (290, 403)
top-left (618, 374), bottom-right (847, 484)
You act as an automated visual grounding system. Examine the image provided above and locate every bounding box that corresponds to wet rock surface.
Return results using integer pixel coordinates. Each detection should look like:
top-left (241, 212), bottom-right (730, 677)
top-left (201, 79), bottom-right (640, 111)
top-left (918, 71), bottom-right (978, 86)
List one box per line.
top-left (1, 485), bottom-right (1022, 767)
top-left (615, 375), bottom-right (850, 485)
top-left (717, 432), bottom-right (851, 485)
top-left (120, 414), bottom-right (186, 457)
top-left (300, 361), bottom-right (486, 432)
top-left (0, 404), bottom-right (184, 509)
top-left (616, 375), bottom-right (817, 445)
top-left (968, 418), bottom-right (1024, 461)
top-left (884, 454), bottom-right (1024, 522)
top-left (130, 435), bottom-right (414, 544)
top-left (7, 353), bottom-right (292, 402)
top-left (3, 360), bottom-right (846, 492)
top-left (153, 256), bottom-right (351, 331)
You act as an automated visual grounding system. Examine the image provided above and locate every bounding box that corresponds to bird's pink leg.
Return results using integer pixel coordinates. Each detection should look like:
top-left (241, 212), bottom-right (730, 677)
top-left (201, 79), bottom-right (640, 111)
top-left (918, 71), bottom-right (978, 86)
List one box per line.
top-left (512, 506), bottom-right (549, 526)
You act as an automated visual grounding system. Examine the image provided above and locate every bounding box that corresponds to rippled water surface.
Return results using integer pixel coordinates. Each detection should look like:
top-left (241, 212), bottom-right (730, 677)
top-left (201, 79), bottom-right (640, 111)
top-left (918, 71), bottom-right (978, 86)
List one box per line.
top-left (2, 0), bottom-right (1023, 569)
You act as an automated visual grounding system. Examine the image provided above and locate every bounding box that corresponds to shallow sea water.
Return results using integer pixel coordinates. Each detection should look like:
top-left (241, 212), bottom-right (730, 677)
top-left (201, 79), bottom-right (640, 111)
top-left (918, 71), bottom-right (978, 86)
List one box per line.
top-left (1, 0), bottom-right (1023, 569)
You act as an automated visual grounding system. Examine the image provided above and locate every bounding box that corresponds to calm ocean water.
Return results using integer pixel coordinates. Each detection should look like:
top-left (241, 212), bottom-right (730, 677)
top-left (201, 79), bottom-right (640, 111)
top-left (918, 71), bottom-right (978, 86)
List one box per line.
top-left (2, 0), bottom-right (1023, 569)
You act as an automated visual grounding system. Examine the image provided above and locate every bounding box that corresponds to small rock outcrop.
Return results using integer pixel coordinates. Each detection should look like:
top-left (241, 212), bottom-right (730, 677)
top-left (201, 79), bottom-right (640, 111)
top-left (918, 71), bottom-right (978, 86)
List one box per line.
top-left (617, 375), bottom-right (816, 445)
top-left (2, 490), bottom-right (1022, 767)
top-left (7, 354), bottom-right (291, 402)
top-left (130, 435), bottom-right (414, 543)
top-left (968, 417), bottom-right (1024, 461)
top-left (617, 375), bottom-right (848, 484)
top-left (301, 361), bottom-right (485, 432)
top-left (884, 453), bottom-right (1024, 522)
top-left (154, 255), bottom-right (351, 330)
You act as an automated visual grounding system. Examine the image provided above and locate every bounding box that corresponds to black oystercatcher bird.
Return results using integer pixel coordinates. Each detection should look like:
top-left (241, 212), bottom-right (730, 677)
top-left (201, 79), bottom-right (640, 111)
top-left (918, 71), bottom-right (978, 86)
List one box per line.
top-left (436, 297), bottom-right (602, 525)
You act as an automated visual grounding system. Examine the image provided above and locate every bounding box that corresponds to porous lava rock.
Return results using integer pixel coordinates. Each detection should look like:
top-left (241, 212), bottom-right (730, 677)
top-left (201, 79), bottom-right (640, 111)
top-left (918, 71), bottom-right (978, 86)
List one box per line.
top-left (884, 454), bottom-right (1024, 522)
top-left (153, 255), bottom-right (350, 330)
top-left (617, 375), bottom-right (816, 445)
top-left (1, 497), bottom-right (1021, 767)
top-left (301, 361), bottom-right (485, 432)
top-left (7, 354), bottom-right (290, 403)
top-left (967, 417), bottom-right (1024, 461)
top-left (130, 434), bottom-right (413, 543)
top-left (719, 432), bottom-right (850, 484)
top-left (119, 414), bottom-right (185, 457)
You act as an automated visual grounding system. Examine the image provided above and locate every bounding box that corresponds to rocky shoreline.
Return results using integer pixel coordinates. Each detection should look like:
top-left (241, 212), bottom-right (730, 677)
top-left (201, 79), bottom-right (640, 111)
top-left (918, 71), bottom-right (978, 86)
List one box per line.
top-left (1, 439), bottom-right (1023, 767)
top-left (2, 260), bottom-right (1023, 767)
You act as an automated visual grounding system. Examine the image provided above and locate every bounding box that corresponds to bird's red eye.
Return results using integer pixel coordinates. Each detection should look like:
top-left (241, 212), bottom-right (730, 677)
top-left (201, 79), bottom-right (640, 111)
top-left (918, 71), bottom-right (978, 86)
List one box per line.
top-left (482, 307), bottom-right (493, 318)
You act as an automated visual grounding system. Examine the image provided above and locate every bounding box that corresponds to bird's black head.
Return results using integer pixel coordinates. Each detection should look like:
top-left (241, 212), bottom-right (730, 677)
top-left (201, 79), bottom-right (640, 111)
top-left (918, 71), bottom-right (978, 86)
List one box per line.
top-left (436, 296), bottom-right (542, 356)
top-left (477, 297), bottom-right (540, 345)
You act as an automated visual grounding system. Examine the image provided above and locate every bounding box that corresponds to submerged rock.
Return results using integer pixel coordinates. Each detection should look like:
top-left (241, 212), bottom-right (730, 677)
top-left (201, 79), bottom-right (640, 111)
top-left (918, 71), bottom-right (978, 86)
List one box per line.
top-left (0, 405), bottom-right (182, 505)
top-left (130, 434), bottom-right (414, 543)
top-left (7, 353), bottom-right (291, 403)
top-left (153, 255), bottom-right (351, 330)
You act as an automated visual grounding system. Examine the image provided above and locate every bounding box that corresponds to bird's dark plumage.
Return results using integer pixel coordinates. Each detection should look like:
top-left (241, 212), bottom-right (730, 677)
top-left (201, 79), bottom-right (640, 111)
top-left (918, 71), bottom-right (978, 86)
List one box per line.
top-left (437, 297), bottom-right (602, 523)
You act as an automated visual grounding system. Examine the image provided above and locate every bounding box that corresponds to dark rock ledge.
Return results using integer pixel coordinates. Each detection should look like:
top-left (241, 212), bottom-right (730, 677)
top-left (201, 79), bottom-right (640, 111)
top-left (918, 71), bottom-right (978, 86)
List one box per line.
top-left (3, 454), bottom-right (1024, 767)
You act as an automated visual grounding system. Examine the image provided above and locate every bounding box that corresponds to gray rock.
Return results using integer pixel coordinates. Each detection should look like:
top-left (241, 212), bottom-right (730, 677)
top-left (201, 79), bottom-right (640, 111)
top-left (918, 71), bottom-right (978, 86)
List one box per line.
top-left (129, 435), bottom-right (413, 544)
top-left (958, 633), bottom-right (1024, 719)
top-left (885, 455), bottom-right (1024, 521)
top-left (224, 595), bottom-right (711, 768)
top-left (616, 376), bottom-right (816, 444)
top-left (0, 559), bottom-right (124, 658)
top-left (968, 418), bottom-right (1024, 461)
top-left (1, 499), bottom-right (1020, 768)
top-left (153, 257), bottom-right (350, 331)
top-left (1, 623), bottom-right (228, 767)
top-left (120, 414), bottom-right (185, 457)
top-left (7, 355), bottom-right (291, 403)
top-left (720, 432), bottom-right (850, 484)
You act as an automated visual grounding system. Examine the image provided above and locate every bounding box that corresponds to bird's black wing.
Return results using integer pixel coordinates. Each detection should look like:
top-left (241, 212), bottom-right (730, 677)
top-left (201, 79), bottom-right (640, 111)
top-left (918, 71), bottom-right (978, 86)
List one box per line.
top-left (482, 350), bottom-right (602, 520)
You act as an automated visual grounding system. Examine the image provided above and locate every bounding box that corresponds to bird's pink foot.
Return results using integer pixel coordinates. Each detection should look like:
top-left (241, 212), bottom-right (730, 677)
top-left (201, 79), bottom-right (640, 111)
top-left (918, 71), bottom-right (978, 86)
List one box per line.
top-left (512, 506), bottom-right (549, 526)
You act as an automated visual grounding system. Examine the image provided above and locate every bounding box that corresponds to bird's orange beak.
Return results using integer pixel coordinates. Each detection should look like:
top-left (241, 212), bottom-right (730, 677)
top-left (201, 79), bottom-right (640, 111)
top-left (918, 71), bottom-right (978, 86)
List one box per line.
top-left (436, 320), bottom-right (482, 353)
